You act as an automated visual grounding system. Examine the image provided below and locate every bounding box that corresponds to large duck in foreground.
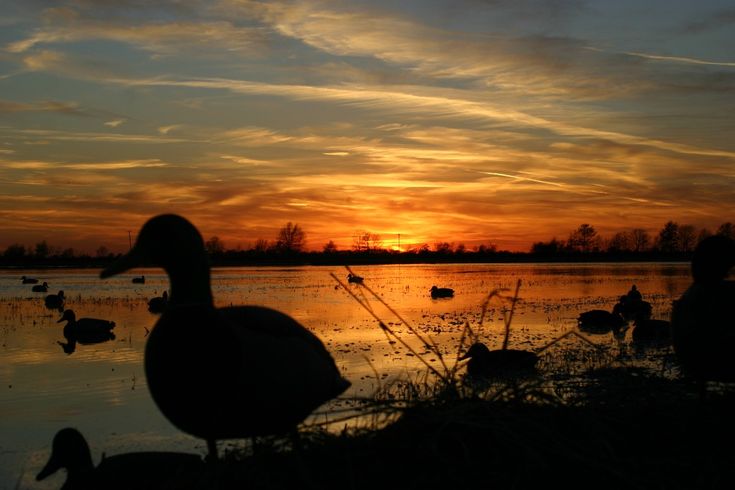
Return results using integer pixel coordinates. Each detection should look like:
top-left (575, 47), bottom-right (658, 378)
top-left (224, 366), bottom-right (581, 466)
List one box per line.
top-left (100, 214), bottom-right (351, 459)
top-left (671, 235), bottom-right (735, 383)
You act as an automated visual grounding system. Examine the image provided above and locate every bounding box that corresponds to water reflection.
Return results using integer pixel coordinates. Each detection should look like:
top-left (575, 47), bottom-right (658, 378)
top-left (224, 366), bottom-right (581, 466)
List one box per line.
top-left (0, 263), bottom-right (692, 487)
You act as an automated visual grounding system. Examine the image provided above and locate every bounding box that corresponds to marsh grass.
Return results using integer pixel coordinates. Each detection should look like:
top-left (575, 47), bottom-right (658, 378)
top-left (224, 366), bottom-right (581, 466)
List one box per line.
top-left (172, 271), bottom-right (733, 489)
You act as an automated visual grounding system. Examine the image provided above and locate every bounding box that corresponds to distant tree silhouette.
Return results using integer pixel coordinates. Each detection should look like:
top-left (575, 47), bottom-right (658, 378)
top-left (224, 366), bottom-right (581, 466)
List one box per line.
top-left (657, 221), bottom-right (679, 252)
top-left (276, 222), bottom-right (306, 253)
top-left (253, 239), bottom-right (270, 253)
top-left (630, 228), bottom-right (650, 252)
top-left (455, 243), bottom-right (466, 254)
top-left (678, 225), bottom-right (697, 252)
top-left (95, 245), bottom-right (109, 258)
top-left (323, 240), bottom-right (338, 253)
top-left (697, 228), bottom-right (712, 245)
top-left (34, 240), bottom-right (50, 259)
top-left (3, 243), bottom-right (26, 258)
top-left (205, 236), bottom-right (225, 256)
top-left (568, 224), bottom-right (598, 252)
top-left (353, 231), bottom-right (382, 252)
top-left (434, 242), bottom-right (453, 254)
top-left (530, 238), bottom-right (563, 255)
top-left (717, 222), bottom-right (735, 240)
top-left (607, 231), bottom-right (631, 253)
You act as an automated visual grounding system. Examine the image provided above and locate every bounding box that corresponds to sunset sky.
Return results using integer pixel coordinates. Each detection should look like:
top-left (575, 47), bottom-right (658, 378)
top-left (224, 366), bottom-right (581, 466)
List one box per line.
top-left (1, 0), bottom-right (734, 253)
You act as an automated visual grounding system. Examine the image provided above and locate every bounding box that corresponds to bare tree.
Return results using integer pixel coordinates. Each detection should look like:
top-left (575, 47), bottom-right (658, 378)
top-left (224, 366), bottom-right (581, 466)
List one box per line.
top-left (678, 225), bottom-right (697, 252)
top-left (607, 231), bottom-right (631, 252)
top-left (657, 221), bottom-right (679, 253)
top-left (717, 222), bottom-right (735, 240)
top-left (205, 236), bottom-right (225, 255)
top-left (630, 228), bottom-right (650, 252)
top-left (353, 231), bottom-right (382, 252)
top-left (276, 222), bottom-right (306, 253)
top-left (568, 224), bottom-right (598, 252)
top-left (323, 240), bottom-right (338, 253)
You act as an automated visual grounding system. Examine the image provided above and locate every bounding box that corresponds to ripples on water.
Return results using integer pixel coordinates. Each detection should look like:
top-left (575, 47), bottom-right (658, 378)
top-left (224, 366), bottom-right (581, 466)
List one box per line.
top-left (0, 263), bottom-right (691, 489)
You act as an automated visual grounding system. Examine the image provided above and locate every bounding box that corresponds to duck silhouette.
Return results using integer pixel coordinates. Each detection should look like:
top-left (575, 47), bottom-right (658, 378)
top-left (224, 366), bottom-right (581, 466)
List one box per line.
top-left (459, 342), bottom-right (538, 379)
top-left (430, 286), bottom-right (454, 299)
top-left (631, 318), bottom-right (671, 345)
top-left (36, 427), bottom-right (204, 490)
top-left (347, 273), bottom-right (364, 284)
top-left (132, 275), bottom-right (145, 284)
top-left (99, 214), bottom-right (351, 460)
top-left (32, 281), bottom-right (49, 292)
top-left (45, 290), bottom-right (65, 311)
top-left (577, 309), bottom-right (626, 334)
top-left (671, 235), bottom-right (735, 383)
top-left (57, 310), bottom-right (116, 354)
top-left (148, 291), bottom-right (168, 314)
top-left (22, 275), bottom-right (39, 284)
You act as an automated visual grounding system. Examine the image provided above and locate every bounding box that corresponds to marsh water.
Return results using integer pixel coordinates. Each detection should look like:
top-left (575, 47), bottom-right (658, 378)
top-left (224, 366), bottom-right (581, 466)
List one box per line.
top-left (0, 263), bottom-right (691, 489)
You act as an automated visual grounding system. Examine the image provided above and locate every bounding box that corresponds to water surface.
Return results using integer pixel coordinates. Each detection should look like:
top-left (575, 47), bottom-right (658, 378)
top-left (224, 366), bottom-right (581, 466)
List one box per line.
top-left (0, 263), bottom-right (691, 489)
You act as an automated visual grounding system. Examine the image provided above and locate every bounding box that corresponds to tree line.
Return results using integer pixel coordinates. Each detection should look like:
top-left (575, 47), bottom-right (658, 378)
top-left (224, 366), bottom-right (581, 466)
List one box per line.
top-left (2, 220), bottom-right (733, 267)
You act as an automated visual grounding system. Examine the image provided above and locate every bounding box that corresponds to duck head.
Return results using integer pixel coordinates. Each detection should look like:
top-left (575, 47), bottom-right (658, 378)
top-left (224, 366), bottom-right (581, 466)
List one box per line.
top-left (691, 235), bottom-right (735, 283)
top-left (58, 309), bottom-right (76, 324)
top-left (100, 214), bottom-right (212, 305)
top-left (37, 428), bottom-right (94, 481)
top-left (459, 342), bottom-right (490, 360)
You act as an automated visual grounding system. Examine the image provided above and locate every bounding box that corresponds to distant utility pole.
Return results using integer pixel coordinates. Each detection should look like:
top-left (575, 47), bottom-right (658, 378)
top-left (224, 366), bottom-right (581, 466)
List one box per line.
top-left (398, 233), bottom-right (401, 251)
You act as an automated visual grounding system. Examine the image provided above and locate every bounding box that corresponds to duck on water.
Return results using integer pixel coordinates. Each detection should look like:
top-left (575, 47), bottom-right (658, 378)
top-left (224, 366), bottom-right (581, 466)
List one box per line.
top-left (57, 309), bottom-right (116, 354)
top-left (100, 214), bottom-right (351, 460)
top-left (37, 427), bottom-right (203, 490)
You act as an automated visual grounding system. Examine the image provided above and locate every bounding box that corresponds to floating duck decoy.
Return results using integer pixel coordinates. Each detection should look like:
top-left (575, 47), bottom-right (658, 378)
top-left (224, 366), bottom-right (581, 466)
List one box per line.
top-left (347, 273), bottom-right (364, 284)
top-left (100, 214), bottom-right (351, 460)
top-left (22, 275), bottom-right (39, 284)
top-left (45, 290), bottom-right (65, 311)
top-left (32, 281), bottom-right (49, 292)
top-left (577, 309), bottom-right (626, 334)
top-left (631, 318), bottom-right (671, 345)
top-left (37, 427), bottom-right (204, 490)
top-left (132, 275), bottom-right (145, 284)
top-left (459, 342), bottom-right (538, 379)
top-left (148, 291), bottom-right (168, 314)
top-left (612, 294), bottom-right (652, 322)
top-left (57, 310), bottom-right (116, 354)
top-left (671, 235), bottom-right (735, 384)
top-left (430, 286), bottom-right (454, 299)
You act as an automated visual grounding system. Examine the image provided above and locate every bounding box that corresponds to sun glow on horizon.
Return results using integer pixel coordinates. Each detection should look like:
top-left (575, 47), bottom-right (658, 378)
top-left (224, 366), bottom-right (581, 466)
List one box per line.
top-left (0, 1), bottom-right (733, 254)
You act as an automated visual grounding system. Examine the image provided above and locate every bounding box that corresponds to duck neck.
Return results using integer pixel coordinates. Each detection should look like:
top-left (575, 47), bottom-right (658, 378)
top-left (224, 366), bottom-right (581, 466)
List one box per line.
top-left (166, 261), bottom-right (213, 306)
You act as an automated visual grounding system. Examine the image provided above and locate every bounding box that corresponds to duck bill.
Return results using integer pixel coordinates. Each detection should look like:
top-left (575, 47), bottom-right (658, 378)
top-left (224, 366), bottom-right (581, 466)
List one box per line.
top-left (458, 353), bottom-right (470, 361)
top-left (100, 246), bottom-right (145, 279)
top-left (36, 454), bottom-right (61, 481)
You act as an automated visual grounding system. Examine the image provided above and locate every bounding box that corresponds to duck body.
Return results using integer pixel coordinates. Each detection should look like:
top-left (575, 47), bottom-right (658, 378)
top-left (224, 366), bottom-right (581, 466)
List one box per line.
top-left (45, 290), bottom-right (65, 310)
top-left (58, 310), bottom-right (115, 340)
top-left (577, 309), bottom-right (626, 334)
top-left (430, 286), bottom-right (454, 299)
top-left (347, 273), bottom-right (364, 284)
top-left (22, 275), bottom-right (39, 284)
top-left (632, 318), bottom-right (671, 345)
top-left (147, 304), bottom-right (348, 440)
top-left (460, 342), bottom-right (538, 379)
top-left (100, 214), bottom-right (350, 457)
top-left (132, 275), bottom-right (145, 284)
top-left (57, 310), bottom-right (115, 354)
top-left (32, 281), bottom-right (49, 292)
top-left (37, 427), bottom-right (203, 490)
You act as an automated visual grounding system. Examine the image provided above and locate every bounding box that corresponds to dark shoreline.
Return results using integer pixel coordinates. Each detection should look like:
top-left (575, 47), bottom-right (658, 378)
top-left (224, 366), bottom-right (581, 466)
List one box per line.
top-left (0, 252), bottom-right (692, 270)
